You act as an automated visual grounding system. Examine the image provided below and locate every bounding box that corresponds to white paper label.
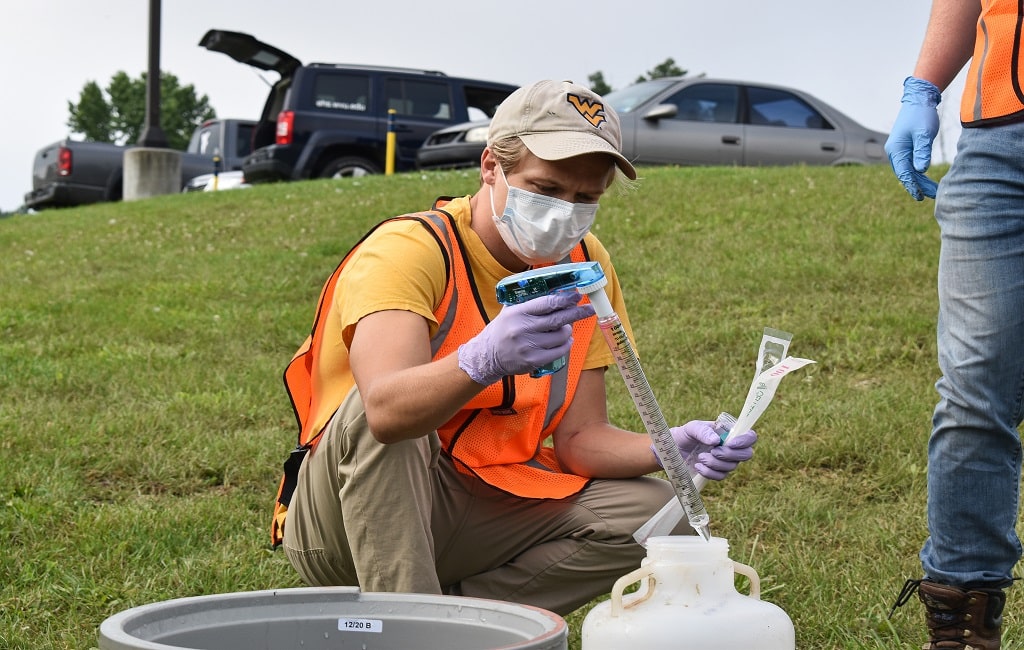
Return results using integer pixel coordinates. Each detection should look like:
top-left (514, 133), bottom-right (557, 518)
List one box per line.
top-left (338, 618), bottom-right (383, 633)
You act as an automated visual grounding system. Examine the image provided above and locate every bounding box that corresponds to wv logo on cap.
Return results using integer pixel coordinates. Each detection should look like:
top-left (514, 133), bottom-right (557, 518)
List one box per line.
top-left (566, 93), bottom-right (607, 129)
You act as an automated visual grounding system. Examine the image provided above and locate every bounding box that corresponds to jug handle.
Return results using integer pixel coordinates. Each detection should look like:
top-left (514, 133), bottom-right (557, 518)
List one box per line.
top-left (610, 565), bottom-right (656, 617)
top-left (732, 561), bottom-right (761, 600)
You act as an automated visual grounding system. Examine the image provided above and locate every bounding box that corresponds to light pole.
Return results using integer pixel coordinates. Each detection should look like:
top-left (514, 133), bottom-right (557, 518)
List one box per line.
top-left (123, 0), bottom-right (181, 200)
top-left (138, 0), bottom-right (167, 148)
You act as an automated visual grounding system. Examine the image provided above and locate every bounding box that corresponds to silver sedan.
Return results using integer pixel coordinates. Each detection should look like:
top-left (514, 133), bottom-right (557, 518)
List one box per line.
top-left (605, 77), bottom-right (887, 167)
top-left (416, 77), bottom-right (887, 170)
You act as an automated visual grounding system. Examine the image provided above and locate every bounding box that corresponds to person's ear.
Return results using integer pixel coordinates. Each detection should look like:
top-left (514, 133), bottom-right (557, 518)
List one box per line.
top-left (480, 147), bottom-right (499, 185)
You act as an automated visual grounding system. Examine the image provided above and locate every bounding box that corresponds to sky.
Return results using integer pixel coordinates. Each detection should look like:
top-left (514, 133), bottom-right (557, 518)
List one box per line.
top-left (1, 0), bottom-right (965, 213)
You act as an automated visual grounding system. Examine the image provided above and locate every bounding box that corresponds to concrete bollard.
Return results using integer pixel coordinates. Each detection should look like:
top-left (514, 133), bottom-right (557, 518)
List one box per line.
top-left (123, 148), bottom-right (182, 201)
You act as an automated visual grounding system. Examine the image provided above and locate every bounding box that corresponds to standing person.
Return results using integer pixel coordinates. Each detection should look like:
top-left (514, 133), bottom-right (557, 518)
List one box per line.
top-left (271, 79), bottom-right (758, 616)
top-left (885, 1), bottom-right (1024, 647)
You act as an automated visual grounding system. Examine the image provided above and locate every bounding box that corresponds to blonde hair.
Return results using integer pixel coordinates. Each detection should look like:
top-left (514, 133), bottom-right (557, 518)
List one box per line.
top-left (488, 136), bottom-right (529, 172)
top-left (488, 136), bottom-right (638, 194)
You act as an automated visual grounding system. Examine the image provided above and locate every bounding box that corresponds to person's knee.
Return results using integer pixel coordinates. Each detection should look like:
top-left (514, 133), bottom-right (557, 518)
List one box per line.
top-left (582, 477), bottom-right (676, 541)
top-left (284, 544), bottom-right (356, 587)
top-left (632, 476), bottom-right (676, 514)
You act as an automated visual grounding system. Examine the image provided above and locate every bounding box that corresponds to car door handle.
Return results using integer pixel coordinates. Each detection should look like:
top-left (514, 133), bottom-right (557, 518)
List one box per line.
top-left (821, 143), bottom-right (838, 152)
top-left (721, 135), bottom-right (741, 145)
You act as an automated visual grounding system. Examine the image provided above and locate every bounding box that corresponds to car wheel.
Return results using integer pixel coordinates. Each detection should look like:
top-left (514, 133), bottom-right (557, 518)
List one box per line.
top-left (106, 169), bottom-right (123, 201)
top-left (106, 179), bottom-right (123, 202)
top-left (319, 156), bottom-right (381, 179)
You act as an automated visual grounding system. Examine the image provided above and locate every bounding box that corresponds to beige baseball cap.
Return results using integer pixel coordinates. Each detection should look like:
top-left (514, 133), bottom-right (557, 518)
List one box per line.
top-left (487, 80), bottom-right (637, 180)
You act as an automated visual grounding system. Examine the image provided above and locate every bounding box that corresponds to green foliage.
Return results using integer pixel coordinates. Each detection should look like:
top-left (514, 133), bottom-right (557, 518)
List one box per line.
top-left (588, 58), bottom-right (691, 94)
top-left (67, 71), bottom-right (216, 150)
top-left (635, 57), bottom-right (687, 84)
top-left (67, 81), bottom-right (112, 143)
top-left (6, 164), bottom-right (1024, 650)
top-left (105, 71), bottom-right (147, 146)
top-left (588, 71), bottom-right (612, 96)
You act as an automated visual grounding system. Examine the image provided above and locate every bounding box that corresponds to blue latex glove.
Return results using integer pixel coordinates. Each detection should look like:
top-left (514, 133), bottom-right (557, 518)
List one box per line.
top-left (457, 291), bottom-right (595, 386)
top-left (884, 76), bottom-right (942, 201)
top-left (653, 420), bottom-right (758, 481)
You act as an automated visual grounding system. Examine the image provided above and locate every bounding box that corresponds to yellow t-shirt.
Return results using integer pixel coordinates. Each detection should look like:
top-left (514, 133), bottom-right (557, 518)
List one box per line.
top-left (314, 195), bottom-right (635, 431)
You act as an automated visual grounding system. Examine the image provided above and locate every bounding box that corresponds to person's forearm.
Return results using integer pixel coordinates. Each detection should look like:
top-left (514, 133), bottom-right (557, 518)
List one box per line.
top-left (554, 424), bottom-right (660, 478)
top-left (913, 0), bottom-right (981, 90)
top-left (358, 353), bottom-right (485, 444)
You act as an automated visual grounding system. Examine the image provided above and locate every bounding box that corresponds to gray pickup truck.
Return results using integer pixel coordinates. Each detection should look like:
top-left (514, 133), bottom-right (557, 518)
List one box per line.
top-left (24, 118), bottom-right (255, 210)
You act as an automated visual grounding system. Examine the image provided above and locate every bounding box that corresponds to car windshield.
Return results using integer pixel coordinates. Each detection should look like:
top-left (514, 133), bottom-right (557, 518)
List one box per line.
top-left (604, 79), bottom-right (678, 113)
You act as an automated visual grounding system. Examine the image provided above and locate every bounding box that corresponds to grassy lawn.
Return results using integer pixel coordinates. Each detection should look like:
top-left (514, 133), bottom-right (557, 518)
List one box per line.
top-left (2, 163), bottom-right (1017, 649)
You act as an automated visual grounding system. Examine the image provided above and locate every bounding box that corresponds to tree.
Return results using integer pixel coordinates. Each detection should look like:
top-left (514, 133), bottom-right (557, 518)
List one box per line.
top-left (635, 58), bottom-right (688, 84)
top-left (588, 58), bottom-right (693, 95)
top-left (588, 71), bottom-right (612, 96)
top-left (67, 71), bottom-right (216, 151)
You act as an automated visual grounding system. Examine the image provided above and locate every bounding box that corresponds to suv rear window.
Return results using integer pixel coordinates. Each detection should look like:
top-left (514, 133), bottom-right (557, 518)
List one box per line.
top-left (386, 78), bottom-right (452, 120)
top-left (465, 85), bottom-right (513, 120)
top-left (313, 73), bottom-right (370, 113)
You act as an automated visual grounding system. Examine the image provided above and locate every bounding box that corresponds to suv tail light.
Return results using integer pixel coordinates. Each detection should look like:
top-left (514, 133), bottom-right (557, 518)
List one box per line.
top-left (276, 111), bottom-right (295, 145)
top-left (58, 146), bottom-right (72, 176)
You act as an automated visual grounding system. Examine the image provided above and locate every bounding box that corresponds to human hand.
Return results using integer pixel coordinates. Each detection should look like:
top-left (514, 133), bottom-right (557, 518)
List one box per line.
top-left (457, 291), bottom-right (595, 386)
top-left (884, 76), bottom-right (942, 201)
top-left (653, 420), bottom-right (757, 481)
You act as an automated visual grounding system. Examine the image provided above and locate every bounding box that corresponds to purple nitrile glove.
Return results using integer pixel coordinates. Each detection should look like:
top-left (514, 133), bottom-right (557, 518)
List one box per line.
top-left (653, 420), bottom-right (758, 481)
top-left (884, 76), bottom-right (942, 201)
top-left (457, 291), bottom-right (595, 386)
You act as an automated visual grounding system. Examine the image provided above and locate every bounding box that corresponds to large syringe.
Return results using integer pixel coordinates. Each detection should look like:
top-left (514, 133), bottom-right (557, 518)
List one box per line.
top-left (496, 261), bottom-right (712, 541)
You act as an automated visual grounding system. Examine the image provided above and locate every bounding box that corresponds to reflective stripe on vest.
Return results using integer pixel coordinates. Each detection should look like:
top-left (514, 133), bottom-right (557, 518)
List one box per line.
top-left (961, 0), bottom-right (1024, 125)
top-left (433, 241), bottom-right (597, 500)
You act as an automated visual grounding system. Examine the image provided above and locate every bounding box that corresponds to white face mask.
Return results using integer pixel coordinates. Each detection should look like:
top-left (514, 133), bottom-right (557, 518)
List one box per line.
top-left (489, 165), bottom-right (599, 265)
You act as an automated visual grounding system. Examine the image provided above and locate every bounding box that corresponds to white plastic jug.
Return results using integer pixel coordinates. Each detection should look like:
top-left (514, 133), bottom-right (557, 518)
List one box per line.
top-left (581, 536), bottom-right (795, 650)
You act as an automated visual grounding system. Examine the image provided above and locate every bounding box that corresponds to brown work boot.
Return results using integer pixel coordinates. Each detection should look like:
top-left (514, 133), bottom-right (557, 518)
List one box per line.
top-left (913, 580), bottom-right (1005, 649)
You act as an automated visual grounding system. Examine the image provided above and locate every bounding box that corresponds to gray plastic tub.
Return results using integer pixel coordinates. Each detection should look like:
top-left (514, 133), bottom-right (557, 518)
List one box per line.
top-left (98, 587), bottom-right (567, 650)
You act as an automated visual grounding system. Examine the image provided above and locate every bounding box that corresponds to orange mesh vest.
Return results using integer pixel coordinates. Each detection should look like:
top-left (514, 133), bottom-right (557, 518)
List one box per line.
top-left (961, 0), bottom-right (1024, 125)
top-left (271, 199), bottom-right (596, 546)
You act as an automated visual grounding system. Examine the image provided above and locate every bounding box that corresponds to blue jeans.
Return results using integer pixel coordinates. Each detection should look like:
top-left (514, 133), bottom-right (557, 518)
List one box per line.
top-left (921, 120), bottom-right (1024, 588)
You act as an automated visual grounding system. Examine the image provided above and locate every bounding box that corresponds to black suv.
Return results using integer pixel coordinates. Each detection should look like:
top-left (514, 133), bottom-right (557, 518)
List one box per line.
top-left (200, 30), bottom-right (518, 182)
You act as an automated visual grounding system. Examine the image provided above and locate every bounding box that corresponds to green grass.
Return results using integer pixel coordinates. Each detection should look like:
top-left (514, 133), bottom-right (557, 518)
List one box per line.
top-left (2, 164), bottom-right (1020, 649)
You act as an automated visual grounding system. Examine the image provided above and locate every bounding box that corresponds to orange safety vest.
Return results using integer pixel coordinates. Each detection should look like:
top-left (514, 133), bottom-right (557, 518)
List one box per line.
top-left (961, 0), bottom-right (1024, 125)
top-left (271, 198), bottom-right (597, 546)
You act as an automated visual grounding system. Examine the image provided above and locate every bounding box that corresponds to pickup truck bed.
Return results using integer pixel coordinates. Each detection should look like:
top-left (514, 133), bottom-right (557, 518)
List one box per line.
top-left (25, 140), bottom-right (125, 209)
top-left (25, 118), bottom-right (255, 210)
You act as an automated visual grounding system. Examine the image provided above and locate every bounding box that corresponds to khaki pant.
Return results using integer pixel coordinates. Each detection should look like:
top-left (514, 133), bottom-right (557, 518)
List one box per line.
top-left (283, 388), bottom-right (691, 615)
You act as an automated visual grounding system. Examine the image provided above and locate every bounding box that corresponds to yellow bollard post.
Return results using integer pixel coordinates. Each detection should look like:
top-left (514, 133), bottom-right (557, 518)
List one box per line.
top-left (211, 151), bottom-right (221, 191)
top-left (385, 109), bottom-right (396, 175)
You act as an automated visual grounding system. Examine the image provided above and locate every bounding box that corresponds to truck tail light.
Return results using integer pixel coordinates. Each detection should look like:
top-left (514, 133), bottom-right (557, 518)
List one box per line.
top-left (58, 146), bottom-right (72, 176)
top-left (276, 111), bottom-right (295, 145)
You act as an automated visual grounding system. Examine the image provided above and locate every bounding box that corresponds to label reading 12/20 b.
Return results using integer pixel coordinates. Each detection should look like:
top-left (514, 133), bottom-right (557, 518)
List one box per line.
top-left (337, 617), bottom-right (383, 633)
